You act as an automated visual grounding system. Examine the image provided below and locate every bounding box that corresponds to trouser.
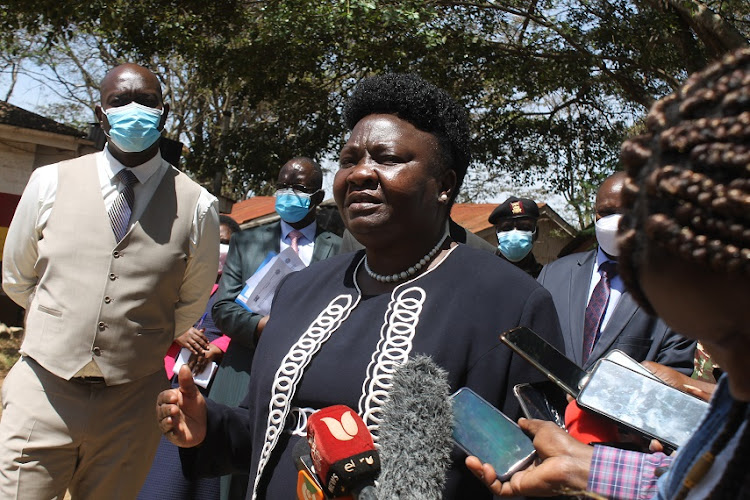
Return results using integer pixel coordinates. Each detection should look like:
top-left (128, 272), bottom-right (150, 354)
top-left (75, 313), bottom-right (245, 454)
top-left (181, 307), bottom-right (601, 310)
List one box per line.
top-left (0, 356), bottom-right (168, 499)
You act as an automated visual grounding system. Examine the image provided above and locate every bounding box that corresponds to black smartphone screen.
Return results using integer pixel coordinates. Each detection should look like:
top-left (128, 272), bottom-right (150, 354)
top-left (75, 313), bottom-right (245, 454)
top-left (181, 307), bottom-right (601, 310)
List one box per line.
top-left (500, 327), bottom-right (587, 397)
top-left (513, 380), bottom-right (569, 428)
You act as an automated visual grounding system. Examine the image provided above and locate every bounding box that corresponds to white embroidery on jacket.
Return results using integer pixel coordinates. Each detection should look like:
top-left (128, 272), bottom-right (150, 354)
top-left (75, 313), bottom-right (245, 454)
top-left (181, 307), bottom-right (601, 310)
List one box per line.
top-left (359, 285), bottom-right (425, 440)
top-left (251, 293), bottom-right (357, 500)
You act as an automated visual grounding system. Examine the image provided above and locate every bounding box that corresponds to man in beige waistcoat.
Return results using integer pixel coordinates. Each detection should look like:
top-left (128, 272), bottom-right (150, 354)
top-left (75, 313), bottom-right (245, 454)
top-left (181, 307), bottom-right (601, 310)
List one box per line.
top-left (0, 63), bottom-right (219, 498)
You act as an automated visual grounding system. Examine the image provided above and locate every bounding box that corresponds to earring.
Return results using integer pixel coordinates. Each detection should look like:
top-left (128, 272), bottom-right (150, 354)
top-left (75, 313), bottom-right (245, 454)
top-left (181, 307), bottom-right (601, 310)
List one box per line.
top-left (439, 193), bottom-right (449, 202)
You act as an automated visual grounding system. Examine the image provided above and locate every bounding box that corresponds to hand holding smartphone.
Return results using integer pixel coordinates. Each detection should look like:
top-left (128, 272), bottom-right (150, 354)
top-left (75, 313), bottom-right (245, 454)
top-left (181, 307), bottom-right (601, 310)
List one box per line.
top-left (451, 387), bottom-right (535, 482)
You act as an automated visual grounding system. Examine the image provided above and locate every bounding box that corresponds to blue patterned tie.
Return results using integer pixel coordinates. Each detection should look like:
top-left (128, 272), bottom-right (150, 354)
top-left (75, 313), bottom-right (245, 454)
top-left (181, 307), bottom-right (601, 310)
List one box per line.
top-left (109, 169), bottom-right (138, 242)
top-left (582, 261), bottom-right (617, 363)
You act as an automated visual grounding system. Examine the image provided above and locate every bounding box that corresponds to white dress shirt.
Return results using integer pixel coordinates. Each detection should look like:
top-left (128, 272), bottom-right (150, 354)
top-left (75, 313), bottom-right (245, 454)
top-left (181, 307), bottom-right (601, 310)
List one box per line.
top-left (2, 146), bottom-right (219, 338)
top-left (279, 220), bottom-right (316, 267)
top-left (586, 247), bottom-right (625, 332)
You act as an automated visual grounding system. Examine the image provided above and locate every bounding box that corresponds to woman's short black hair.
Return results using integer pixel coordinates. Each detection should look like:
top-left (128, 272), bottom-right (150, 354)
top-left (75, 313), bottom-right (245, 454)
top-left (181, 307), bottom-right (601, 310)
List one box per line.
top-left (343, 73), bottom-right (471, 202)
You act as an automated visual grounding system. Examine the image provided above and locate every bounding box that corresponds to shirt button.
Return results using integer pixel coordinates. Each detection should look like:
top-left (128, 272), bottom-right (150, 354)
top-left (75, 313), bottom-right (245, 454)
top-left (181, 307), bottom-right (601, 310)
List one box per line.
top-left (113, 251), bottom-right (120, 258)
top-left (93, 347), bottom-right (102, 356)
top-left (104, 297), bottom-right (112, 304)
top-left (109, 273), bottom-right (117, 281)
top-left (98, 321), bottom-right (106, 331)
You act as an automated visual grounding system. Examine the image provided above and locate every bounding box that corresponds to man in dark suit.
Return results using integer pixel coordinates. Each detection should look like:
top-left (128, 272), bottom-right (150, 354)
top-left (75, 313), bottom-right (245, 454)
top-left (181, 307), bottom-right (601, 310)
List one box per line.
top-left (208, 156), bottom-right (341, 499)
top-left (537, 172), bottom-right (695, 372)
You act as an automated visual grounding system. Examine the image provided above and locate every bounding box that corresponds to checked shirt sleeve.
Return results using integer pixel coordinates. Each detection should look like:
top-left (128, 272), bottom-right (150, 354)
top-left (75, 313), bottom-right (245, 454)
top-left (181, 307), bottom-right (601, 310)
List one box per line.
top-left (587, 445), bottom-right (672, 500)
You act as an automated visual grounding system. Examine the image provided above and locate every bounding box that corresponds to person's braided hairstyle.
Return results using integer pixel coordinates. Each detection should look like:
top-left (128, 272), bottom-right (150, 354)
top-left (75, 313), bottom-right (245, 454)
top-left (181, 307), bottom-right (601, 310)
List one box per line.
top-left (618, 48), bottom-right (750, 315)
top-left (343, 73), bottom-right (471, 207)
top-left (619, 47), bottom-right (750, 500)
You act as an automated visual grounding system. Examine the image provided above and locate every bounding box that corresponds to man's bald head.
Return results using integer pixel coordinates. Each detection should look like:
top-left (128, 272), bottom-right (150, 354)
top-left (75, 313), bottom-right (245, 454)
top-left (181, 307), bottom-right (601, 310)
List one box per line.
top-left (278, 157), bottom-right (323, 191)
top-left (95, 63), bottom-right (169, 165)
top-left (595, 171), bottom-right (627, 220)
top-left (100, 63), bottom-right (163, 109)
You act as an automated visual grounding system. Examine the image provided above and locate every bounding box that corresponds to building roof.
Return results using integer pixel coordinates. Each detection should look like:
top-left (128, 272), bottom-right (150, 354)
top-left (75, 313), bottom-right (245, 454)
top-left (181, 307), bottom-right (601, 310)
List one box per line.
top-left (450, 203), bottom-right (495, 234)
top-left (227, 196), bottom-right (277, 227)
top-left (227, 197), bottom-right (570, 235)
top-left (450, 202), bottom-right (553, 235)
top-left (0, 100), bottom-right (85, 138)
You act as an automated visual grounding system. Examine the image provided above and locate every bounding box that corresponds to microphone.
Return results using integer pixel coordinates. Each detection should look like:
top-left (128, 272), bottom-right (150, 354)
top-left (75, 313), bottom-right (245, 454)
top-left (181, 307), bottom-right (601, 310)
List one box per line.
top-left (306, 405), bottom-right (381, 499)
top-left (376, 355), bottom-right (453, 500)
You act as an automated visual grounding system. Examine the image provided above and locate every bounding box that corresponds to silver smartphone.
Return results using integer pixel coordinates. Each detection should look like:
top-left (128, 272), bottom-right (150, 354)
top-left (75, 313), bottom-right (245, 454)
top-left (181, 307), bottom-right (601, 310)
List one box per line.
top-left (451, 387), bottom-right (536, 481)
top-left (603, 349), bottom-right (660, 381)
top-left (577, 359), bottom-right (709, 448)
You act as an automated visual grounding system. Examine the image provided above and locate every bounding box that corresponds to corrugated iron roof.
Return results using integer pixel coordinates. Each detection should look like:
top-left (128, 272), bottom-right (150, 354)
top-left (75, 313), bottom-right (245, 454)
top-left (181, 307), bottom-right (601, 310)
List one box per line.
top-left (227, 196), bottom-right (276, 225)
top-left (0, 101), bottom-right (85, 138)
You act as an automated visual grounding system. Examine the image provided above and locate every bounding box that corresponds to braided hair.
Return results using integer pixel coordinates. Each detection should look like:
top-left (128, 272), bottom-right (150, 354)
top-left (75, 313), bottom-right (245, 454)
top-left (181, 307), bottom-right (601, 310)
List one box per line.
top-left (618, 48), bottom-right (750, 314)
top-left (619, 47), bottom-right (750, 499)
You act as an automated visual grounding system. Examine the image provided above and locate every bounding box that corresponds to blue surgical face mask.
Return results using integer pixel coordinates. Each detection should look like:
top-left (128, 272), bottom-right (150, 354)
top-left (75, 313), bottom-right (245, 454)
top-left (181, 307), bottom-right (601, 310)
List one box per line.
top-left (103, 101), bottom-right (164, 153)
top-left (497, 229), bottom-right (535, 262)
top-left (275, 188), bottom-right (316, 223)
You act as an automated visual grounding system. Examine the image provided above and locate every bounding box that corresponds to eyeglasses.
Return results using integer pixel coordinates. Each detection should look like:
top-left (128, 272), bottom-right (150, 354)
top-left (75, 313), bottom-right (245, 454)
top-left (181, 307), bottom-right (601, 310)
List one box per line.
top-left (275, 183), bottom-right (319, 195)
top-left (495, 219), bottom-right (537, 232)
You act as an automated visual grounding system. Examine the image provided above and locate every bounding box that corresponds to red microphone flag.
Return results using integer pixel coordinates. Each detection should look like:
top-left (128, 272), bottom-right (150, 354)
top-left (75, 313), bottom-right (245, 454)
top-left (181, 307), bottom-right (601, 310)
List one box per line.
top-left (306, 405), bottom-right (380, 497)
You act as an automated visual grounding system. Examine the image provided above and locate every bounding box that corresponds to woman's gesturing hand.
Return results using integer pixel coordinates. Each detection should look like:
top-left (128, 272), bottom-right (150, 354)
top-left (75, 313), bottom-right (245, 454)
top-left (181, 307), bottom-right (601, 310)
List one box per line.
top-left (157, 365), bottom-right (208, 448)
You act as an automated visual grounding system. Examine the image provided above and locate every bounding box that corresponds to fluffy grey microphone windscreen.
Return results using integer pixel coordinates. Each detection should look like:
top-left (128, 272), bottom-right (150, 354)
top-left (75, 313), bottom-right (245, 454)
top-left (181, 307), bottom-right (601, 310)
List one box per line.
top-left (376, 355), bottom-right (454, 500)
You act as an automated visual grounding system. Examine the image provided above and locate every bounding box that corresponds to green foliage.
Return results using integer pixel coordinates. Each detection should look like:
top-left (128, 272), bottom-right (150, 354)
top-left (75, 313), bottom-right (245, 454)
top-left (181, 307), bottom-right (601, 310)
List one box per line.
top-left (1, 0), bottom-right (747, 225)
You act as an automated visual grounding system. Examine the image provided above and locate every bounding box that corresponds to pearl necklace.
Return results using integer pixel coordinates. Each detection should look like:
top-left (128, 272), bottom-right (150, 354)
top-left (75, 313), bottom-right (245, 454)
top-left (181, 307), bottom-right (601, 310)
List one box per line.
top-left (364, 230), bottom-right (449, 283)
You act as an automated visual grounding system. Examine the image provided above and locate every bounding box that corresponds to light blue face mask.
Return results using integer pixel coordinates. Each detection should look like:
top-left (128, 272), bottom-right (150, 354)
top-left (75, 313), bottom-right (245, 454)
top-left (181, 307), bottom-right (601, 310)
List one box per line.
top-left (275, 188), bottom-right (316, 223)
top-left (104, 101), bottom-right (164, 153)
top-left (497, 229), bottom-right (535, 262)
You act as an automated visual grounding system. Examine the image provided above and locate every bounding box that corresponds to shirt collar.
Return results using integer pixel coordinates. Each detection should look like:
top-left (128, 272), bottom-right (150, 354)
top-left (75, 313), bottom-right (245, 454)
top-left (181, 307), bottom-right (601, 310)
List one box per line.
top-left (594, 247), bottom-right (617, 273)
top-left (280, 219), bottom-right (317, 242)
top-left (104, 144), bottom-right (163, 185)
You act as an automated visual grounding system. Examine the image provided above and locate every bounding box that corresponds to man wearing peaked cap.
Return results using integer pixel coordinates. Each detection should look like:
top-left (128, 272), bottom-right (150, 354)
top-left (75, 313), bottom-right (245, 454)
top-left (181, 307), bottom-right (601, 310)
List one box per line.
top-left (489, 196), bottom-right (543, 278)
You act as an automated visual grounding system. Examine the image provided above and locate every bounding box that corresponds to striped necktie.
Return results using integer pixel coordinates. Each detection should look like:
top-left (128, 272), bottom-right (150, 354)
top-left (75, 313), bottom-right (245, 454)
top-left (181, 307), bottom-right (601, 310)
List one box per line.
top-left (109, 168), bottom-right (138, 242)
top-left (582, 260), bottom-right (618, 363)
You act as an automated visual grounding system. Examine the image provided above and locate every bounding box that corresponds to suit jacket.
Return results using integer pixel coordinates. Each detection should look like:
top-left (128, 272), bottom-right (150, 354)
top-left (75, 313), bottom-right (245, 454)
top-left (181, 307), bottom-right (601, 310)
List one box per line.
top-left (212, 221), bottom-right (342, 349)
top-left (537, 249), bottom-right (696, 374)
top-left (182, 246), bottom-right (564, 499)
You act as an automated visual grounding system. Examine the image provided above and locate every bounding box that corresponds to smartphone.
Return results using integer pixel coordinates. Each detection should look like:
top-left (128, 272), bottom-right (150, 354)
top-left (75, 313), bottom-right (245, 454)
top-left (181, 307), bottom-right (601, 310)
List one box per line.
top-left (500, 326), bottom-right (588, 397)
top-left (603, 349), bottom-right (660, 381)
top-left (450, 387), bottom-right (535, 481)
top-left (577, 359), bottom-right (709, 448)
top-left (513, 381), bottom-right (568, 429)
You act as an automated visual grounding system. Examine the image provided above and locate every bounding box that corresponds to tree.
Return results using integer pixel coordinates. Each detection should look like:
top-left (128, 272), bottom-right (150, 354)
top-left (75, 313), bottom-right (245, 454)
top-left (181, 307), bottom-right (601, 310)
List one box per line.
top-left (1, 0), bottom-right (747, 224)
